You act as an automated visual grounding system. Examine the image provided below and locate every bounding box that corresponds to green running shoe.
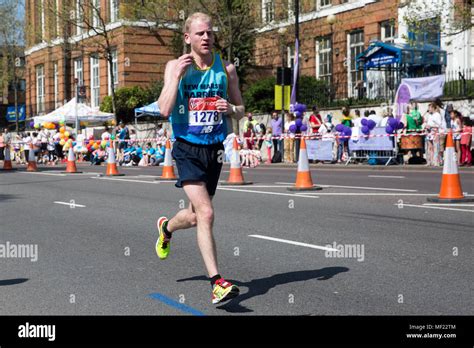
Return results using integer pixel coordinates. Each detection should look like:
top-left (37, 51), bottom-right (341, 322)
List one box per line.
top-left (155, 217), bottom-right (170, 259)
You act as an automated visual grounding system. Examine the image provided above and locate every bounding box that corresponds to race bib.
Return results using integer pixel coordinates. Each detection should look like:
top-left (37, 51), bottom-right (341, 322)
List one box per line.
top-left (188, 97), bottom-right (223, 127)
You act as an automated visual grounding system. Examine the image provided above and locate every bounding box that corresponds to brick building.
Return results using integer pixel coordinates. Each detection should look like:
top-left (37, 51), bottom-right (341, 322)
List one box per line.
top-left (254, 0), bottom-right (399, 101)
top-left (1, 47), bottom-right (26, 129)
top-left (24, 0), bottom-right (177, 119)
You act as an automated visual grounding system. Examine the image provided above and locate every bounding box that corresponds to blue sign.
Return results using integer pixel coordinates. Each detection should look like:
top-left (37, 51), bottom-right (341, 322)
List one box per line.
top-left (365, 50), bottom-right (399, 69)
top-left (6, 105), bottom-right (26, 122)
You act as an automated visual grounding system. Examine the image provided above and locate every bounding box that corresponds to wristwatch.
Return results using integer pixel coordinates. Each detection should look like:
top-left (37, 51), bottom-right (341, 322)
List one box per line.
top-left (231, 104), bottom-right (237, 114)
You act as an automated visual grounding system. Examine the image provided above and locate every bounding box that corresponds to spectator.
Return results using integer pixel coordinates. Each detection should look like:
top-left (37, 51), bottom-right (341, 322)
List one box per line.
top-left (353, 109), bottom-right (362, 127)
top-left (243, 112), bottom-right (258, 131)
top-left (319, 114), bottom-right (335, 136)
top-left (264, 126), bottom-right (273, 164)
top-left (451, 110), bottom-right (462, 165)
top-left (341, 107), bottom-right (353, 127)
top-left (47, 133), bottom-right (57, 165)
top-left (255, 122), bottom-right (266, 150)
top-left (368, 109), bottom-right (382, 126)
top-left (101, 127), bottom-right (111, 141)
top-left (423, 102), bottom-right (443, 166)
top-left (117, 122), bottom-right (130, 162)
top-left (140, 142), bottom-right (155, 166)
top-left (0, 131), bottom-right (4, 162)
top-left (150, 142), bottom-right (166, 166)
top-left (406, 102), bottom-right (423, 132)
top-left (460, 116), bottom-right (472, 166)
top-left (270, 112), bottom-right (283, 154)
top-left (3, 128), bottom-right (11, 147)
top-left (243, 123), bottom-right (255, 150)
top-left (38, 127), bottom-right (49, 162)
top-left (284, 113), bottom-right (296, 163)
top-left (309, 106), bottom-right (323, 134)
top-left (90, 147), bottom-right (107, 165)
top-left (435, 98), bottom-right (449, 164)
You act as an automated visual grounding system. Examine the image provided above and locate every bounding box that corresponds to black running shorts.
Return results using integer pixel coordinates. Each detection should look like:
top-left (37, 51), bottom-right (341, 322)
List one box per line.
top-left (172, 138), bottom-right (224, 196)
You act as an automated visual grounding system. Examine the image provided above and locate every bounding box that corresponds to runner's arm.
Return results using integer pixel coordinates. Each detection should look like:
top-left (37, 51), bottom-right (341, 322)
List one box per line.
top-left (157, 60), bottom-right (180, 118)
top-left (225, 62), bottom-right (245, 121)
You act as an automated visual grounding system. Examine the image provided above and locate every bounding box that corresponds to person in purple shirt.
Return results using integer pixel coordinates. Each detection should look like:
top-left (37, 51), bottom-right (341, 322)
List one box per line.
top-left (270, 111), bottom-right (282, 153)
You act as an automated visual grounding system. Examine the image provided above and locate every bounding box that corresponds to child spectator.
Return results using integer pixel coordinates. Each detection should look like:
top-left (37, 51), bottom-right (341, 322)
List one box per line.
top-left (150, 142), bottom-right (166, 166)
top-left (90, 147), bottom-right (106, 165)
top-left (264, 127), bottom-right (273, 164)
top-left (460, 117), bottom-right (472, 166)
top-left (451, 110), bottom-right (462, 164)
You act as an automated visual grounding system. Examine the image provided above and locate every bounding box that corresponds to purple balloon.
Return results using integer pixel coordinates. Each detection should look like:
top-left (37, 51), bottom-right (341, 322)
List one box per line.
top-left (300, 124), bottom-right (308, 132)
top-left (335, 124), bottom-right (344, 132)
top-left (289, 125), bottom-right (297, 133)
top-left (294, 103), bottom-right (307, 113)
top-left (29, 121), bottom-right (35, 128)
top-left (367, 119), bottom-right (376, 130)
top-left (388, 117), bottom-right (398, 128)
top-left (397, 122), bottom-right (404, 130)
top-left (361, 118), bottom-right (368, 126)
top-left (344, 126), bottom-right (352, 136)
top-left (294, 111), bottom-right (302, 118)
top-left (386, 125), bottom-right (394, 134)
top-left (295, 118), bottom-right (303, 127)
top-left (361, 126), bottom-right (370, 135)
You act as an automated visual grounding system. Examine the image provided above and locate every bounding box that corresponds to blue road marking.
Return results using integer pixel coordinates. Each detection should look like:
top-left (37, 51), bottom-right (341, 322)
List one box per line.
top-left (149, 293), bottom-right (206, 316)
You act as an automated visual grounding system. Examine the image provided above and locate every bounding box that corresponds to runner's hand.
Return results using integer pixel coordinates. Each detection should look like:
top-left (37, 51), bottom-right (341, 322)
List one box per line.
top-left (216, 96), bottom-right (230, 113)
top-left (174, 54), bottom-right (194, 79)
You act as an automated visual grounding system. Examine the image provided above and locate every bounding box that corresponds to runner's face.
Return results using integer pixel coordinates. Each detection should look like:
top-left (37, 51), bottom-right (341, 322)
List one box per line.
top-left (186, 20), bottom-right (214, 55)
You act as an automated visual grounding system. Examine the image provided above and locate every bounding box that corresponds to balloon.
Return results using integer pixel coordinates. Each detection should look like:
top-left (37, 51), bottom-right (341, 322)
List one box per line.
top-left (344, 127), bottom-right (352, 136)
top-left (368, 120), bottom-right (376, 130)
top-left (101, 140), bottom-right (107, 147)
top-left (294, 111), bottom-right (302, 118)
top-left (29, 121), bottom-right (35, 128)
top-left (397, 122), bottom-right (404, 130)
top-left (361, 118), bottom-right (368, 126)
top-left (89, 135), bottom-right (95, 140)
top-left (361, 126), bottom-right (370, 135)
top-left (59, 120), bottom-right (65, 125)
top-left (59, 139), bottom-right (66, 146)
top-left (388, 118), bottom-right (398, 128)
top-left (34, 123), bottom-right (40, 129)
top-left (289, 125), bottom-right (297, 133)
top-left (385, 125), bottom-right (394, 134)
top-left (64, 131), bottom-right (70, 138)
top-left (335, 124), bottom-right (344, 132)
top-left (300, 124), bottom-right (308, 132)
top-left (294, 103), bottom-right (307, 113)
top-left (295, 118), bottom-right (303, 128)
top-left (59, 126), bottom-right (65, 133)
top-left (111, 135), bottom-right (116, 140)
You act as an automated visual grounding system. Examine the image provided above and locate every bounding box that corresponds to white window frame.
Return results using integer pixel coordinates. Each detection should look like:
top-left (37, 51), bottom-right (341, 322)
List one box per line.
top-left (92, 0), bottom-right (101, 28)
top-left (108, 49), bottom-right (118, 95)
top-left (315, 37), bottom-right (332, 85)
top-left (90, 55), bottom-right (100, 108)
top-left (317, 0), bottom-right (332, 10)
top-left (110, 0), bottom-right (119, 23)
top-left (287, 45), bottom-right (295, 69)
top-left (54, 62), bottom-right (59, 108)
top-left (36, 65), bottom-right (45, 114)
top-left (381, 20), bottom-right (396, 43)
top-left (76, 0), bottom-right (84, 36)
top-left (40, 0), bottom-right (45, 41)
top-left (347, 30), bottom-right (364, 98)
top-left (74, 58), bottom-right (84, 86)
top-left (262, 0), bottom-right (275, 24)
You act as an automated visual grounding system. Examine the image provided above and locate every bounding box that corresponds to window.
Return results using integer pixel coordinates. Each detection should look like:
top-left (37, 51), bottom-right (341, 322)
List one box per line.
top-left (41, 0), bottom-right (45, 40)
top-left (287, 45), bottom-right (295, 69)
top-left (90, 55), bottom-right (100, 108)
top-left (54, 62), bottom-right (59, 108)
top-left (110, 0), bottom-right (119, 22)
top-left (108, 50), bottom-right (118, 95)
top-left (316, 37), bottom-right (332, 85)
top-left (408, 18), bottom-right (440, 47)
top-left (76, 0), bottom-right (84, 35)
top-left (74, 58), bottom-right (84, 86)
top-left (36, 65), bottom-right (45, 114)
top-left (381, 20), bottom-right (396, 44)
top-left (319, 0), bottom-right (332, 9)
top-left (92, 0), bottom-right (101, 28)
top-left (262, 0), bottom-right (275, 23)
top-left (348, 30), bottom-right (364, 97)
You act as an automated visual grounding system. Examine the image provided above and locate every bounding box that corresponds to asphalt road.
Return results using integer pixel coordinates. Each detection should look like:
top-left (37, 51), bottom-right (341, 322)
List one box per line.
top-left (0, 162), bottom-right (473, 316)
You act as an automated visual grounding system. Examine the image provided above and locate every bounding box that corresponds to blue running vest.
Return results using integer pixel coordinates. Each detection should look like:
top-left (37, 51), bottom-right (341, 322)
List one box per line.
top-left (170, 51), bottom-right (228, 145)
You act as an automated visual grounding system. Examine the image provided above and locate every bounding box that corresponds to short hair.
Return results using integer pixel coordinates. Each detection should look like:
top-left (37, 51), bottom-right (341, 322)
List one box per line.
top-left (184, 12), bottom-right (212, 33)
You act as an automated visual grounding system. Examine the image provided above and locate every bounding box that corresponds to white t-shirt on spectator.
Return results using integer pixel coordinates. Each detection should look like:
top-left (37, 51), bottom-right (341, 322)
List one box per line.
top-left (23, 136), bottom-right (31, 150)
top-left (101, 131), bottom-right (111, 140)
top-left (368, 114), bottom-right (383, 126)
top-left (426, 112), bottom-right (442, 129)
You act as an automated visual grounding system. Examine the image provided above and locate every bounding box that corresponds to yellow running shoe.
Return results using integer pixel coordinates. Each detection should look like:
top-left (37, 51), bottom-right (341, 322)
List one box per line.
top-left (212, 278), bottom-right (240, 304)
top-left (155, 217), bottom-right (170, 259)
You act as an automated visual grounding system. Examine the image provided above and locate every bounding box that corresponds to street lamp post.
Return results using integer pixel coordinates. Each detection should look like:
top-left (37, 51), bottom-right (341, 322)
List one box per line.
top-left (278, 27), bottom-right (287, 161)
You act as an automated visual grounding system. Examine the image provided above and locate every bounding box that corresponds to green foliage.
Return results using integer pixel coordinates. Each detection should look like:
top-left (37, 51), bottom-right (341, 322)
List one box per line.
top-left (243, 76), bottom-right (276, 113)
top-left (100, 81), bottom-right (164, 123)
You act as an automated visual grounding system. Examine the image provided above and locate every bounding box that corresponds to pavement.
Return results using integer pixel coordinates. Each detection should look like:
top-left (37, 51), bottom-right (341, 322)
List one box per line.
top-left (0, 161), bottom-right (473, 316)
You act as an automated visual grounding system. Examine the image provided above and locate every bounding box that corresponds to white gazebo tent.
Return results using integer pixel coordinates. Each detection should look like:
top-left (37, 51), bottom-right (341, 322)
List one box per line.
top-left (33, 98), bottom-right (114, 125)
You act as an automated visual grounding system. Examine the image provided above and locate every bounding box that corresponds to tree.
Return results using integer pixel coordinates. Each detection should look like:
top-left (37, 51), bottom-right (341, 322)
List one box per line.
top-left (0, 0), bottom-right (25, 131)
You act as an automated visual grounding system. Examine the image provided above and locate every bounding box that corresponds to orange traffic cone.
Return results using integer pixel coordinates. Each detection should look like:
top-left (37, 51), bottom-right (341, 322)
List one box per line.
top-left (106, 147), bottom-right (124, 176)
top-left (1, 146), bottom-right (16, 171)
top-left (427, 130), bottom-right (474, 203)
top-left (221, 137), bottom-right (252, 185)
top-left (287, 137), bottom-right (321, 191)
top-left (26, 149), bottom-right (38, 172)
top-left (158, 139), bottom-right (177, 180)
top-left (62, 147), bottom-right (82, 173)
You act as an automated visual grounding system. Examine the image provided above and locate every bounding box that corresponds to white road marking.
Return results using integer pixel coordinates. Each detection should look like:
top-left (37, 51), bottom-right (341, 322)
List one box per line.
top-left (296, 193), bottom-right (436, 196)
top-left (217, 187), bottom-right (318, 198)
top-left (53, 201), bottom-right (86, 208)
top-left (249, 235), bottom-right (338, 252)
top-left (423, 203), bottom-right (474, 207)
top-left (368, 175), bottom-right (405, 179)
top-left (19, 172), bottom-right (66, 176)
top-left (394, 203), bottom-right (474, 213)
top-left (92, 177), bottom-right (159, 184)
top-left (275, 182), bottom-right (417, 192)
top-left (223, 170), bottom-right (248, 173)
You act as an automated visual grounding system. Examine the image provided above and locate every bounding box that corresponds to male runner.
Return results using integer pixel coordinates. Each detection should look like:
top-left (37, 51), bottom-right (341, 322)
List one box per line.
top-left (156, 12), bottom-right (245, 304)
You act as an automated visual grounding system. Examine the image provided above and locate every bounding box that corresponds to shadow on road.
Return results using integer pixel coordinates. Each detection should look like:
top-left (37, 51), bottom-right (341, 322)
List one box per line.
top-left (177, 267), bottom-right (349, 313)
top-left (0, 194), bottom-right (20, 202)
top-left (0, 278), bottom-right (28, 286)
